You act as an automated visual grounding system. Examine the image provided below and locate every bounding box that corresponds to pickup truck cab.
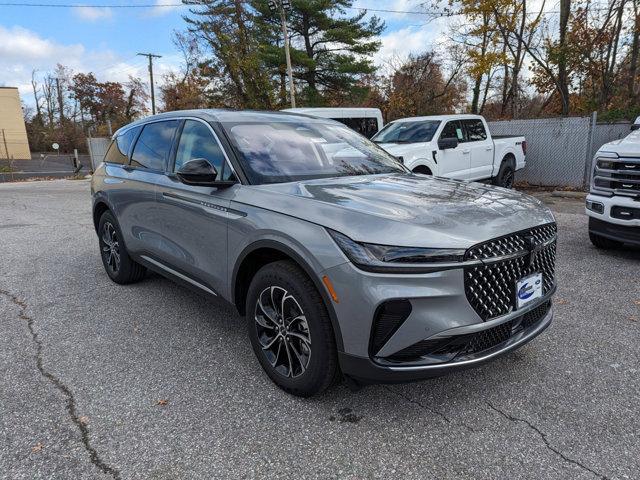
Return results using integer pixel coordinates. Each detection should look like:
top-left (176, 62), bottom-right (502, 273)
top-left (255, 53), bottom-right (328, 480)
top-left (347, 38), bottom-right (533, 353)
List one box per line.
top-left (586, 117), bottom-right (640, 248)
top-left (372, 114), bottom-right (526, 188)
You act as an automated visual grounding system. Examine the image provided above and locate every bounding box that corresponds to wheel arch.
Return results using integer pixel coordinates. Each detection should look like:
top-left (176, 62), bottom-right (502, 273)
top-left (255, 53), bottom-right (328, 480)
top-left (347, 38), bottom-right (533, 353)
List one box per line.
top-left (92, 200), bottom-right (111, 233)
top-left (231, 240), bottom-right (345, 351)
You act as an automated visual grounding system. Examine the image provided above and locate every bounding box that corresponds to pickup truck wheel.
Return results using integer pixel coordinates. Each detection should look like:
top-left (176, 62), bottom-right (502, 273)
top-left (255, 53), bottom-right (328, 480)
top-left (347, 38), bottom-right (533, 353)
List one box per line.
top-left (493, 160), bottom-right (515, 188)
top-left (589, 231), bottom-right (623, 249)
top-left (246, 260), bottom-right (339, 397)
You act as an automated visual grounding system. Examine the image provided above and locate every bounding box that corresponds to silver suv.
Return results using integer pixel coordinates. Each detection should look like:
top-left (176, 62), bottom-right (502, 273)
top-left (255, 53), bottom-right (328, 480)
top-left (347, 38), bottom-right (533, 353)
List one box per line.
top-left (91, 110), bottom-right (557, 397)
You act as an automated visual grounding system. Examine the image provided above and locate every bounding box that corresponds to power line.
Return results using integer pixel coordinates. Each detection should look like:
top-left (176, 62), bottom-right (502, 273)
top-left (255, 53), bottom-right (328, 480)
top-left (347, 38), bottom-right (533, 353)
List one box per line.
top-left (0, 1), bottom-right (626, 17)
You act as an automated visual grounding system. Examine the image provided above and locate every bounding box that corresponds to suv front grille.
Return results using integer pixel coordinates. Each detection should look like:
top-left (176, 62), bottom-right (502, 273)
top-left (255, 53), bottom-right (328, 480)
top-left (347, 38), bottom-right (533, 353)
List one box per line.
top-left (386, 301), bottom-right (551, 362)
top-left (593, 157), bottom-right (640, 197)
top-left (464, 223), bottom-right (557, 321)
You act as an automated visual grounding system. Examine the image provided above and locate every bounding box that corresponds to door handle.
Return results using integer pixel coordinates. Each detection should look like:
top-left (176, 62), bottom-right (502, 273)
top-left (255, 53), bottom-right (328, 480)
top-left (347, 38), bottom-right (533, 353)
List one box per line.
top-left (462, 149), bottom-right (470, 154)
top-left (485, 146), bottom-right (493, 151)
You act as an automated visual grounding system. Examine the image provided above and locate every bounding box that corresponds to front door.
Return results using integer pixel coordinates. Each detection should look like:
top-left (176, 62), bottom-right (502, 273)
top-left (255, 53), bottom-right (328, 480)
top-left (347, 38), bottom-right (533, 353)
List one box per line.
top-left (463, 119), bottom-right (494, 180)
top-left (437, 120), bottom-right (470, 179)
top-left (153, 119), bottom-right (236, 296)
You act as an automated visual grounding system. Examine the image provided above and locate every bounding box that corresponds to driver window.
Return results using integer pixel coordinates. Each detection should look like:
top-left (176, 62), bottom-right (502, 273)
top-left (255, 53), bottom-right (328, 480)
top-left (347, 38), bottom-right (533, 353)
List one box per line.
top-left (440, 121), bottom-right (465, 142)
top-left (174, 120), bottom-right (227, 178)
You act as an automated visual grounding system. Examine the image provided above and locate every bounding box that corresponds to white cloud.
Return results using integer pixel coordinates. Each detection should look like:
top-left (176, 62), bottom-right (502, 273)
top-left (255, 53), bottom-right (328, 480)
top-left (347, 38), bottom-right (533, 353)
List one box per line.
top-left (0, 26), bottom-right (181, 111)
top-left (373, 22), bottom-right (447, 70)
top-left (74, 6), bottom-right (113, 21)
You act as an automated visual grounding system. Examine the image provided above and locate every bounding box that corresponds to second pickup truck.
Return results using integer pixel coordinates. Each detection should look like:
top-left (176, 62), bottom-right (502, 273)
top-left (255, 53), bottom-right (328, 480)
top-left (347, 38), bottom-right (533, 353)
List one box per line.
top-left (372, 114), bottom-right (526, 188)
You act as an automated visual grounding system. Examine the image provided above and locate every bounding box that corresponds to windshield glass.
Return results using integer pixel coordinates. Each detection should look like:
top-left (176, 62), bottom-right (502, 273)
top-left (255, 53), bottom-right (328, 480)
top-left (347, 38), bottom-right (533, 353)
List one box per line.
top-left (372, 120), bottom-right (441, 143)
top-left (222, 120), bottom-right (407, 185)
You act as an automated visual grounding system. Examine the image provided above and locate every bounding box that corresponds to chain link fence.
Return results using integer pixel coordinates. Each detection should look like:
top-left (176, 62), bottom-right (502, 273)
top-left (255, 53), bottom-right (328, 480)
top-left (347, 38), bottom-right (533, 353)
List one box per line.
top-left (87, 137), bottom-right (111, 171)
top-left (488, 115), bottom-right (632, 188)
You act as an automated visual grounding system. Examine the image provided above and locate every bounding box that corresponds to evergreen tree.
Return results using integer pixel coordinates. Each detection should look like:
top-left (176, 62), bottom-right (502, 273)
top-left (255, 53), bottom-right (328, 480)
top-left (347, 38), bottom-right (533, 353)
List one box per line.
top-left (253, 0), bottom-right (385, 106)
top-left (183, 0), bottom-right (275, 109)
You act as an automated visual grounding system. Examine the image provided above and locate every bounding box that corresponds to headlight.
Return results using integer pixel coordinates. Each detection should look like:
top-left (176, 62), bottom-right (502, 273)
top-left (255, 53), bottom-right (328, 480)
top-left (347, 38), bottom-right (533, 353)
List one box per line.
top-left (327, 229), bottom-right (467, 273)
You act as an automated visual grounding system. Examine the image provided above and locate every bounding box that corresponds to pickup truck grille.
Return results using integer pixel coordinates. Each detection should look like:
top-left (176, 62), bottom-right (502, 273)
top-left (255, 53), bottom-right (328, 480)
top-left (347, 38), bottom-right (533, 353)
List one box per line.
top-left (463, 223), bottom-right (557, 321)
top-left (593, 157), bottom-right (640, 197)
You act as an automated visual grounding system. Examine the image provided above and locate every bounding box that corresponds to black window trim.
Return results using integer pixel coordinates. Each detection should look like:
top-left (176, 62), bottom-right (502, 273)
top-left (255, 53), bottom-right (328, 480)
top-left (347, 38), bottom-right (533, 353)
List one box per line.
top-left (128, 118), bottom-right (181, 173)
top-left (167, 116), bottom-right (239, 182)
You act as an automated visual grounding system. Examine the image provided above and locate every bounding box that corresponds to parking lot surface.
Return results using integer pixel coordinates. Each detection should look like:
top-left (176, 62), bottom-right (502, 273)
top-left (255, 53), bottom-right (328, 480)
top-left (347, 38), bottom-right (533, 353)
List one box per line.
top-left (1, 179), bottom-right (639, 480)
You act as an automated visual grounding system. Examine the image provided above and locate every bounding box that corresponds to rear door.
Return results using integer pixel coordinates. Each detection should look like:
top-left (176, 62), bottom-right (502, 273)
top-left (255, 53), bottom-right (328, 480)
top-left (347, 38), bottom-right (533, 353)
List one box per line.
top-left (463, 118), bottom-right (494, 180)
top-left (153, 118), bottom-right (237, 296)
top-left (437, 120), bottom-right (470, 179)
top-left (122, 119), bottom-right (180, 257)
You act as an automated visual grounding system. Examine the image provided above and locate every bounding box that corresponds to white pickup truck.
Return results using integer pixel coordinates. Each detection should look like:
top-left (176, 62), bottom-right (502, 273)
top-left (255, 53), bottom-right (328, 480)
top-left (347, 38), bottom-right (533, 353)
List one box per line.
top-left (586, 116), bottom-right (640, 249)
top-left (372, 114), bottom-right (526, 188)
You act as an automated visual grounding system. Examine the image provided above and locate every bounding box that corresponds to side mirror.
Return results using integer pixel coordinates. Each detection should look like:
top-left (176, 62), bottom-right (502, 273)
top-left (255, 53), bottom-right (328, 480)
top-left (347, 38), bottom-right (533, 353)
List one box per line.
top-left (631, 124), bottom-right (640, 131)
top-left (438, 137), bottom-right (458, 150)
top-left (176, 158), bottom-right (235, 188)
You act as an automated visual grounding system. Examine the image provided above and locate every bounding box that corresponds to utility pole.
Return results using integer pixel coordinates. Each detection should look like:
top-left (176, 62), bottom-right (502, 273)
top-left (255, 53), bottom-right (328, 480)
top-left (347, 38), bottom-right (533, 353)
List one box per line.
top-left (137, 52), bottom-right (162, 114)
top-left (55, 77), bottom-right (65, 124)
top-left (269, 0), bottom-right (295, 108)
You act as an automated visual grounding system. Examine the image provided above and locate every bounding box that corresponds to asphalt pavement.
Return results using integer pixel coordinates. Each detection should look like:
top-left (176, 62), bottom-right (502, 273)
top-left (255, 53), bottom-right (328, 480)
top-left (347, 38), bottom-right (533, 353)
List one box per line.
top-left (1, 179), bottom-right (639, 479)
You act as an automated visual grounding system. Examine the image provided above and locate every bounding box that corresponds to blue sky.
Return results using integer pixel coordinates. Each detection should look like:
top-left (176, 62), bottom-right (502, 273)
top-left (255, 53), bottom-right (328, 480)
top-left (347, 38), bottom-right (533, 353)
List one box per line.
top-left (0, 1), bottom-right (448, 107)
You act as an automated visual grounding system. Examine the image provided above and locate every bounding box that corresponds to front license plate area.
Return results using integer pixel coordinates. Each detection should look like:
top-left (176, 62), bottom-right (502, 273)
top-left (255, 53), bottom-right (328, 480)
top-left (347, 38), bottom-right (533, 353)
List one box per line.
top-left (516, 273), bottom-right (543, 309)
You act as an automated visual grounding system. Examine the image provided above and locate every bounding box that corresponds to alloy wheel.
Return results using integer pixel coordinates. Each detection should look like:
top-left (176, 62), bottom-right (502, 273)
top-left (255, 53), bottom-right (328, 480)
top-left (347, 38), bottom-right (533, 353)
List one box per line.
top-left (101, 222), bottom-right (121, 274)
top-left (254, 286), bottom-right (311, 378)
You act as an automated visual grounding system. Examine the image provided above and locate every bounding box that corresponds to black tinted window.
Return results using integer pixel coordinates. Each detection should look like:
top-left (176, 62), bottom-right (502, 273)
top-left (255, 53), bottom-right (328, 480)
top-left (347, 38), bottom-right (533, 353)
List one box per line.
top-left (104, 126), bottom-right (140, 164)
top-left (130, 120), bottom-right (178, 170)
top-left (464, 119), bottom-right (487, 141)
top-left (440, 121), bottom-right (466, 141)
top-left (174, 120), bottom-right (227, 178)
top-left (333, 118), bottom-right (379, 138)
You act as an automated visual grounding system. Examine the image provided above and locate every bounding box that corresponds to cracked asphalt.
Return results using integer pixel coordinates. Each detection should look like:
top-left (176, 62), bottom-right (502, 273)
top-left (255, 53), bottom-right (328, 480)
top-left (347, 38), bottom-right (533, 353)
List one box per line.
top-left (1, 179), bottom-right (639, 479)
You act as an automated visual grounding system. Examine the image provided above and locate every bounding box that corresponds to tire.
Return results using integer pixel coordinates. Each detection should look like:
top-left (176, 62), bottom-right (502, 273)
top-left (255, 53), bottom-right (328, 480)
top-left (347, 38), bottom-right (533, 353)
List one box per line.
top-left (412, 166), bottom-right (432, 175)
top-left (493, 159), bottom-right (515, 188)
top-left (246, 260), bottom-right (339, 397)
top-left (589, 231), bottom-right (623, 249)
top-left (97, 210), bottom-right (146, 284)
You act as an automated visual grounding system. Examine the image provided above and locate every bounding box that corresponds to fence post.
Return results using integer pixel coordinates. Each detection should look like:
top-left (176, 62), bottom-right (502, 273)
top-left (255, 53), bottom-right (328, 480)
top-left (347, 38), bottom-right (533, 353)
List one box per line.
top-left (583, 111), bottom-right (597, 188)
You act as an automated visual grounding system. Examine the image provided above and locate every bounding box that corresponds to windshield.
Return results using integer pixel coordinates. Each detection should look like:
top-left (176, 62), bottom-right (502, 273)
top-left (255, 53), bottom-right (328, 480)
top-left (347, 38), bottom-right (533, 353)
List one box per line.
top-left (372, 120), bottom-right (441, 143)
top-left (222, 120), bottom-right (407, 185)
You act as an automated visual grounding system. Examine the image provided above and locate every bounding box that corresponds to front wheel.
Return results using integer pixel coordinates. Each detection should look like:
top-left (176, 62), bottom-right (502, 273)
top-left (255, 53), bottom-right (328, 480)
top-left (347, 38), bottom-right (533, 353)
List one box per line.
top-left (246, 260), bottom-right (339, 397)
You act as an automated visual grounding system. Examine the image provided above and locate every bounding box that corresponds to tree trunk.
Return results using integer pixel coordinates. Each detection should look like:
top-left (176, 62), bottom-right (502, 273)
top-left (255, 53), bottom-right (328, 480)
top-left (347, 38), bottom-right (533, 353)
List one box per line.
top-left (629, 1), bottom-right (640, 101)
top-left (558, 0), bottom-right (571, 115)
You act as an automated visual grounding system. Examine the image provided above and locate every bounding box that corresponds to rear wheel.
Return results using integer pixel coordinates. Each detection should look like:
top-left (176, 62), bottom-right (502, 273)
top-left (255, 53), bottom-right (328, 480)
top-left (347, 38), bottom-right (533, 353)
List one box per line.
top-left (98, 211), bottom-right (146, 284)
top-left (493, 159), bottom-right (515, 188)
top-left (246, 260), bottom-right (338, 397)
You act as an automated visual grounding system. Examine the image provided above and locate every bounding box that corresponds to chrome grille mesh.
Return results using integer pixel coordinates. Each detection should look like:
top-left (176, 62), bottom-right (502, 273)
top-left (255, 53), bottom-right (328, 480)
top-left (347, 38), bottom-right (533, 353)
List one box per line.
top-left (464, 223), bottom-right (557, 321)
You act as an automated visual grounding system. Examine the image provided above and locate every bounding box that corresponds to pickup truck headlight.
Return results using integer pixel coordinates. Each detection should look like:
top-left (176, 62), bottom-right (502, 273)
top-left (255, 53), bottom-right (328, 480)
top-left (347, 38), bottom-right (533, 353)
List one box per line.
top-left (327, 229), bottom-right (466, 273)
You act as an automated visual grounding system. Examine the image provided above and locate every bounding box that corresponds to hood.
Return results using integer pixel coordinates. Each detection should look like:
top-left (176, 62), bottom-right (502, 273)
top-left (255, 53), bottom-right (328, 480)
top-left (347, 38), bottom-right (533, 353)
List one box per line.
top-left (234, 174), bottom-right (554, 249)
top-left (377, 142), bottom-right (428, 157)
top-left (599, 129), bottom-right (640, 157)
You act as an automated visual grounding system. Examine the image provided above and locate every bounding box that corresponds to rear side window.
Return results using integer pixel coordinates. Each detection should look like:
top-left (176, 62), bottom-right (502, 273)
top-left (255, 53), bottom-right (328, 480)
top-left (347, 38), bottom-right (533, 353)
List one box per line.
top-left (130, 120), bottom-right (179, 170)
top-left (463, 119), bottom-right (487, 141)
top-left (440, 121), bottom-right (466, 142)
top-left (104, 126), bottom-right (140, 164)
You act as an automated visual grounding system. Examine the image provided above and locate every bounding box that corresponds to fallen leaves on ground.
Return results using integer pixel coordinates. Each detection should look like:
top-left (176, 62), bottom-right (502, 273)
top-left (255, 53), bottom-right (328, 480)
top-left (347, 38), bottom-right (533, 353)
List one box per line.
top-left (156, 399), bottom-right (168, 406)
top-left (31, 442), bottom-right (43, 453)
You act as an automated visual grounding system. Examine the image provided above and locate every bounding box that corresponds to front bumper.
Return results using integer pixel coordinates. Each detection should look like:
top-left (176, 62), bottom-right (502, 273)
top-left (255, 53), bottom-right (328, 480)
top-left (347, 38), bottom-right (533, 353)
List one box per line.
top-left (586, 193), bottom-right (640, 245)
top-left (339, 301), bottom-right (553, 384)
